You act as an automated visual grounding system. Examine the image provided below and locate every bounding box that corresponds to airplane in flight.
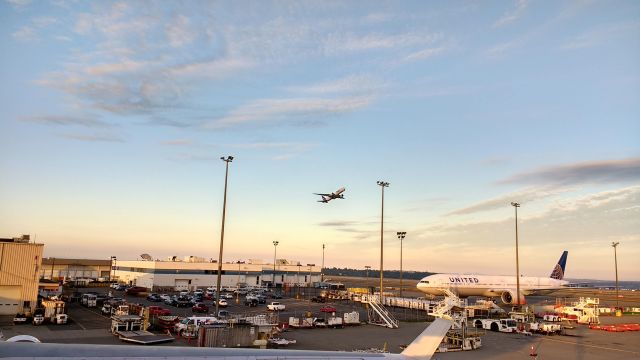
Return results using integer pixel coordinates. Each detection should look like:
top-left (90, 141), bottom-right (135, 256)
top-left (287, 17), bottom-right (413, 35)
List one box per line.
top-left (314, 187), bottom-right (346, 203)
top-left (1, 318), bottom-right (453, 360)
top-left (416, 251), bottom-right (569, 305)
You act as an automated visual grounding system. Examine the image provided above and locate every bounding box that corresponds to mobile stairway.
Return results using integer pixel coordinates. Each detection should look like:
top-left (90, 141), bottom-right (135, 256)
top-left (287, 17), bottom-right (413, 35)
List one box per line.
top-left (363, 295), bottom-right (399, 329)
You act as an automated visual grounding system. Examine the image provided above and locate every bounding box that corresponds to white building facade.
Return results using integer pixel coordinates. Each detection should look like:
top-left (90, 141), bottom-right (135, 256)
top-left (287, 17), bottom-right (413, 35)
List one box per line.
top-left (114, 260), bottom-right (321, 291)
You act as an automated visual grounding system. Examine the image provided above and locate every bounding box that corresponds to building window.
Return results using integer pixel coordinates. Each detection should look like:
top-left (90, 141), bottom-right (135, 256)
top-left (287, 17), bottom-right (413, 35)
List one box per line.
top-left (23, 301), bottom-right (30, 309)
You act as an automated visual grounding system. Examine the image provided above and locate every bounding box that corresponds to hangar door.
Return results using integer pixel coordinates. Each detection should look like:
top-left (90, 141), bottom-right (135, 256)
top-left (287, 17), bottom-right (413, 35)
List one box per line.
top-left (0, 286), bottom-right (21, 315)
top-left (174, 279), bottom-right (190, 291)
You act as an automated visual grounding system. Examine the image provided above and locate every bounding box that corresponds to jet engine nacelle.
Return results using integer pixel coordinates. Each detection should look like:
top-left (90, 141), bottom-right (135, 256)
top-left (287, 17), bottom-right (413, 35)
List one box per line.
top-left (500, 290), bottom-right (526, 305)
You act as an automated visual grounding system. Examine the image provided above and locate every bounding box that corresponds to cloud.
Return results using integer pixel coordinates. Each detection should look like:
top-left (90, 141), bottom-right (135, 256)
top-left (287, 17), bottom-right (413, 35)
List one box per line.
top-left (448, 186), bottom-right (571, 216)
top-left (59, 133), bottom-right (124, 142)
top-left (165, 14), bottom-right (195, 48)
top-left (561, 21), bottom-right (640, 50)
top-left (317, 221), bottom-right (362, 227)
top-left (5, 0), bottom-right (31, 8)
top-left (161, 139), bottom-right (193, 146)
top-left (205, 96), bottom-right (373, 130)
top-left (20, 115), bottom-right (112, 128)
top-left (404, 46), bottom-right (448, 62)
top-left (285, 75), bottom-right (382, 95)
top-left (12, 26), bottom-right (37, 41)
top-left (493, 0), bottom-right (529, 28)
top-left (324, 32), bottom-right (442, 54)
top-left (498, 157), bottom-right (640, 186)
top-left (232, 142), bottom-right (314, 151)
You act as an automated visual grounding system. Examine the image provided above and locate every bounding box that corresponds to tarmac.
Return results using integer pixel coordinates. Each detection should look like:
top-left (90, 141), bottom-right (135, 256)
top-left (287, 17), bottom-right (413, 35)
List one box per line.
top-left (1, 283), bottom-right (639, 359)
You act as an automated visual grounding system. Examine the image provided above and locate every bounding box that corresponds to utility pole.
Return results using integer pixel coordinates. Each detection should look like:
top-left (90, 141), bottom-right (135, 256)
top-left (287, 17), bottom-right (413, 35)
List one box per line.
top-left (511, 202), bottom-right (521, 310)
top-left (397, 232), bottom-right (406, 297)
top-left (321, 244), bottom-right (325, 282)
top-left (377, 181), bottom-right (389, 302)
top-left (612, 242), bottom-right (620, 308)
top-left (215, 155), bottom-right (234, 315)
top-left (272, 240), bottom-right (279, 287)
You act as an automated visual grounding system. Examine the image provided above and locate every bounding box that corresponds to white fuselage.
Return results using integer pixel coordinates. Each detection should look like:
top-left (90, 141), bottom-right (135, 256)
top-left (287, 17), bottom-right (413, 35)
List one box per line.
top-left (417, 273), bottom-right (568, 298)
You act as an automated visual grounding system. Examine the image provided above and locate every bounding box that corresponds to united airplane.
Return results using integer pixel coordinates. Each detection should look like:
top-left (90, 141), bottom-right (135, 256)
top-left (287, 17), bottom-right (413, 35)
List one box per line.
top-left (0, 318), bottom-right (452, 360)
top-left (417, 251), bottom-right (569, 305)
top-left (315, 187), bottom-right (346, 203)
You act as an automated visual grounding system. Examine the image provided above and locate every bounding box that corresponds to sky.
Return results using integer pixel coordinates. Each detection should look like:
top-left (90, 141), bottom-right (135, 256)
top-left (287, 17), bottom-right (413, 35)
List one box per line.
top-left (0, 0), bottom-right (638, 281)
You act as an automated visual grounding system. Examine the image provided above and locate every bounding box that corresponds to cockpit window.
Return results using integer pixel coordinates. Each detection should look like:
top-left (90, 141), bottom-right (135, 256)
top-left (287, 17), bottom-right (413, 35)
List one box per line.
top-left (419, 280), bottom-right (429, 284)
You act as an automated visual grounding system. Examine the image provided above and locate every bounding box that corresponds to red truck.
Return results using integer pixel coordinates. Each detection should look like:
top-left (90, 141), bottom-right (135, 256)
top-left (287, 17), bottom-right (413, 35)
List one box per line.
top-left (147, 306), bottom-right (171, 316)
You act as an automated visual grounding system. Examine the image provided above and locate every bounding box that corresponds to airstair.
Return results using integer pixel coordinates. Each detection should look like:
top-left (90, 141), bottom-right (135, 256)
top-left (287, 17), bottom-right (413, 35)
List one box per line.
top-left (365, 296), bottom-right (399, 329)
top-left (428, 288), bottom-right (467, 330)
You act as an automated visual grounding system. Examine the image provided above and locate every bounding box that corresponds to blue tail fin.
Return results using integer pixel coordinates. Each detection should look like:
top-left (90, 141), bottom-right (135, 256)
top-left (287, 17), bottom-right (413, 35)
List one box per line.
top-left (549, 251), bottom-right (568, 280)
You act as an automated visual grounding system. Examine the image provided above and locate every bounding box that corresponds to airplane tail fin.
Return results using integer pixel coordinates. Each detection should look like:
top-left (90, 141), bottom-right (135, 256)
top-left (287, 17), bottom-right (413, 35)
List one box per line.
top-left (401, 318), bottom-right (452, 360)
top-left (549, 251), bottom-right (568, 280)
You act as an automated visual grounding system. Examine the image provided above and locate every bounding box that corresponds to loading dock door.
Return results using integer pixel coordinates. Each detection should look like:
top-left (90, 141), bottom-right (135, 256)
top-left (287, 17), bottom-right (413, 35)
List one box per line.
top-left (174, 279), bottom-right (189, 291)
top-left (0, 286), bottom-right (21, 315)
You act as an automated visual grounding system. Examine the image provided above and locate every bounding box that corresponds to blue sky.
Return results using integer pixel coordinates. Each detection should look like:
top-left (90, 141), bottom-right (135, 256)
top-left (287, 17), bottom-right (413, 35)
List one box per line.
top-left (1, 0), bottom-right (638, 280)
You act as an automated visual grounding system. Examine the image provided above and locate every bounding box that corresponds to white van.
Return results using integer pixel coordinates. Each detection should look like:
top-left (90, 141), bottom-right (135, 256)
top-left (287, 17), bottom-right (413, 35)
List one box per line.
top-left (174, 316), bottom-right (218, 335)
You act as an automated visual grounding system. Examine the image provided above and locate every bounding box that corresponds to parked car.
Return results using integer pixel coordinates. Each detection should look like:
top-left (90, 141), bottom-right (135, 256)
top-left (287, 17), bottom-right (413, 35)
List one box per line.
top-left (217, 310), bottom-right (230, 318)
top-left (256, 295), bottom-right (267, 304)
top-left (115, 284), bottom-right (127, 291)
top-left (320, 306), bottom-right (337, 313)
top-left (175, 296), bottom-right (191, 308)
top-left (270, 292), bottom-right (283, 299)
top-left (245, 298), bottom-right (258, 307)
top-left (125, 286), bottom-right (148, 296)
top-left (221, 293), bottom-right (234, 299)
top-left (147, 293), bottom-right (162, 302)
top-left (164, 296), bottom-right (176, 306)
top-left (159, 294), bottom-right (171, 302)
top-left (218, 299), bottom-right (228, 308)
top-left (179, 290), bottom-right (189, 297)
top-left (148, 306), bottom-right (171, 316)
top-left (267, 302), bottom-right (285, 311)
top-left (192, 303), bottom-right (209, 313)
top-left (311, 296), bottom-right (326, 303)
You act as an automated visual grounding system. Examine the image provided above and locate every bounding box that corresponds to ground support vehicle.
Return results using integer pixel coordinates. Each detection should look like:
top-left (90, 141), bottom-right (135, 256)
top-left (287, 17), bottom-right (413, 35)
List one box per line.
top-left (174, 316), bottom-right (218, 337)
top-left (267, 302), bottom-right (285, 311)
top-left (474, 318), bottom-right (518, 332)
top-left (529, 322), bottom-right (562, 335)
top-left (148, 306), bottom-right (171, 316)
top-left (41, 300), bottom-right (66, 324)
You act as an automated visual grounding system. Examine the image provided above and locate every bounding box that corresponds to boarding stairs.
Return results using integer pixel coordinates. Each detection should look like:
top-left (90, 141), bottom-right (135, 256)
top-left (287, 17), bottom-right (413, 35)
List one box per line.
top-left (365, 296), bottom-right (399, 329)
top-left (428, 288), bottom-right (467, 330)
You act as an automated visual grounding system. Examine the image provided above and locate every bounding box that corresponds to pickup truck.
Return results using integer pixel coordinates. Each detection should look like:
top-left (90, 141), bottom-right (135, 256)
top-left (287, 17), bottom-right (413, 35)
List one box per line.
top-left (267, 302), bottom-right (285, 311)
top-left (148, 306), bottom-right (171, 316)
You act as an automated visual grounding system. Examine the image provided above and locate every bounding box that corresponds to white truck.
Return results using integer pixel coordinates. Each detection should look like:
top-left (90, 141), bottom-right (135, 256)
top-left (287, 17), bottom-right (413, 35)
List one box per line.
top-left (174, 316), bottom-right (218, 336)
top-left (267, 302), bottom-right (285, 311)
top-left (529, 322), bottom-right (562, 335)
top-left (474, 318), bottom-right (518, 333)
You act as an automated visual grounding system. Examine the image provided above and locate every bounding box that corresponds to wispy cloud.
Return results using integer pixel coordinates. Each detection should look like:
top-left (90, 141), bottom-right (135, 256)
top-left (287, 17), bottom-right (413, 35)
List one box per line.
top-left (561, 21), bottom-right (640, 50)
top-left (232, 142), bottom-right (314, 151)
top-left (493, 0), bottom-right (530, 28)
top-left (404, 46), bottom-right (448, 62)
top-left (20, 115), bottom-right (112, 128)
top-left (448, 186), bottom-right (571, 216)
top-left (285, 75), bottom-right (382, 95)
top-left (324, 32), bottom-right (442, 54)
top-left (59, 133), bottom-right (124, 142)
top-left (161, 139), bottom-right (193, 146)
top-left (6, 0), bottom-right (31, 9)
top-left (498, 157), bottom-right (640, 186)
top-left (205, 96), bottom-right (373, 130)
top-left (12, 26), bottom-right (37, 41)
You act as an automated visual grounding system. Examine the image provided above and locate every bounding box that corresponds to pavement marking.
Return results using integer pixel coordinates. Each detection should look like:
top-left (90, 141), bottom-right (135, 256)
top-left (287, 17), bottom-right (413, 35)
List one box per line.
top-left (541, 336), bottom-right (640, 356)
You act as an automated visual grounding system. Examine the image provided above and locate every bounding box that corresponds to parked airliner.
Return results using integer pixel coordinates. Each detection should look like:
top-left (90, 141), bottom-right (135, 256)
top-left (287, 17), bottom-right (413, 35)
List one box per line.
top-left (417, 251), bottom-right (569, 305)
top-left (1, 318), bottom-right (452, 360)
top-left (314, 187), bottom-right (346, 203)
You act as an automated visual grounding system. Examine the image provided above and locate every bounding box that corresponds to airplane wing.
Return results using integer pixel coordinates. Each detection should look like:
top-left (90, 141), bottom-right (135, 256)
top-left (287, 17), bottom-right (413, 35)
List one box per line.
top-left (0, 319), bottom-right (452, 360)
top-left (313, 193), bottom-right (331, 196)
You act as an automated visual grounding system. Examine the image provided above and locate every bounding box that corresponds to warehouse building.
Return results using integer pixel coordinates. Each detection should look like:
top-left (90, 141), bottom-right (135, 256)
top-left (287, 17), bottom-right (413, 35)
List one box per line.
top-left (40, 258), bottom-right (111, 282)
top-left (0, 236), bottom-right (44, 315)
top-left (114, 258), bottom-right (322, 291)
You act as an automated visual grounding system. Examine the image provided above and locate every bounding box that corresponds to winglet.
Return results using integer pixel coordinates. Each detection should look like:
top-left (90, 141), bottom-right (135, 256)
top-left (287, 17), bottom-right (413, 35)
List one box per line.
top-left (401, 318), bottom-right (452, 360)
top-left (549, 251), bottom-right (568, 280)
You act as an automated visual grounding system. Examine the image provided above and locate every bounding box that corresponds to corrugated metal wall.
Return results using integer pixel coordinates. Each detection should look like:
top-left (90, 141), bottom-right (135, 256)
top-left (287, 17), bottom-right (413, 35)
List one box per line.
top-left (0, 242), bottom-right (44, 315)
top-left (198, 324), bottom-right (260, 348)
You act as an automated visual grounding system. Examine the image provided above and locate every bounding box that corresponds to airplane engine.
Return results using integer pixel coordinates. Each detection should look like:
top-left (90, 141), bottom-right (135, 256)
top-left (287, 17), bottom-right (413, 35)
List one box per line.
top-left (500, 290), bottom-right (526, 305)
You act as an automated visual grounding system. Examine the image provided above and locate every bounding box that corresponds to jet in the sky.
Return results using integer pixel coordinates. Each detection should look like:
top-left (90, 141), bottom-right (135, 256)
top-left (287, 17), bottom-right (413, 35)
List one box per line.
top-left (416, 251), bottom-right (569, 305)
top-left (314, 187), bottom-right (346, 203)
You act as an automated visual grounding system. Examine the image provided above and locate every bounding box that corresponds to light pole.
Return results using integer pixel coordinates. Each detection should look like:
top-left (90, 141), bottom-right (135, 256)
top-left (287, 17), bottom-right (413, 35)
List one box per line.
top-left (365, 266), bottom-right (371, 278)
top-left (215, 155), bottom-right (234, 315)
top-left (511, 202), bottom-right (521, 310)
top-left (321, 244), bottom-right (325, 282)
top-left (272, 240), bottom-right (279, 288)
top-left (612, 242), bottom-right (620, 308)
top-left (236, 261), bottom-right (241, 304)
top-left (397, 232), bottom-right (406, 298)
top-left (377, 180), bottom-right (389, 302)
top-left (110, 256), bottom-right (116, 284)
top-left (297, 264), bottom-right (301, 299)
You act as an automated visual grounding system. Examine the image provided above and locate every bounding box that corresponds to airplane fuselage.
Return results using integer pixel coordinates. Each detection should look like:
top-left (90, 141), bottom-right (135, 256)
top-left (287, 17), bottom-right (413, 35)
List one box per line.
top-left (417, 273), bottom-right (568, 298)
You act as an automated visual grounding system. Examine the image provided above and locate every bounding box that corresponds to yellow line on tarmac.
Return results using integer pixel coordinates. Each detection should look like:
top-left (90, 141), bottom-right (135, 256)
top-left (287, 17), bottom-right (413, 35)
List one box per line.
top-left (541, 337), bottom-right (640, 356)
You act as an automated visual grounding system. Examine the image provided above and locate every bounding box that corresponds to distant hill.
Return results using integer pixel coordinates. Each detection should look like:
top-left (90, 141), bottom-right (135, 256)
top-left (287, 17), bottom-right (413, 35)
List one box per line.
top-left (323, 267), bottom-right (434, 280)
